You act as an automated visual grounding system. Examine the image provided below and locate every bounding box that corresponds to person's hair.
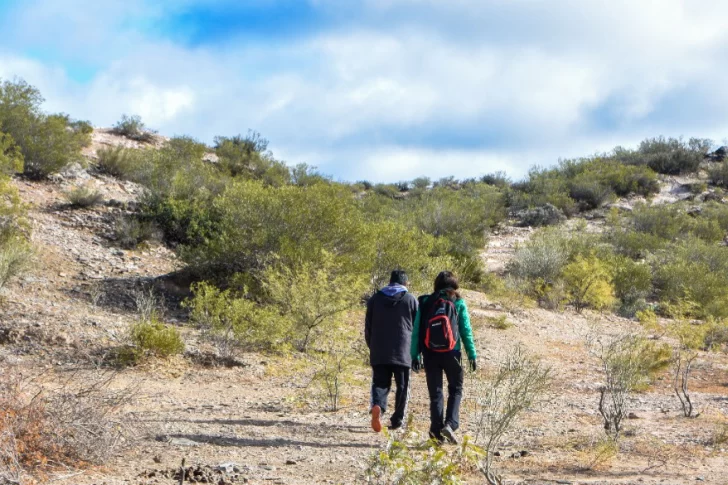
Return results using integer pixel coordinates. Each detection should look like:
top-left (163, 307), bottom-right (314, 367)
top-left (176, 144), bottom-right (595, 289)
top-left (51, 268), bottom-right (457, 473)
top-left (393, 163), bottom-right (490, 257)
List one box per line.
top-left (389, 270), bottom-right (408, 286)
top-left (434, 271), bottom-right (460, 299)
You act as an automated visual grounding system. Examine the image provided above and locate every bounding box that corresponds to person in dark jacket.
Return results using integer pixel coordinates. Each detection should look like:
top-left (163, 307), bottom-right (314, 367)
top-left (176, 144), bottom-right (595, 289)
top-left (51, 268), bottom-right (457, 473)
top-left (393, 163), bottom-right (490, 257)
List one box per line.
top-left (365, 270), bottom-right (418, 432)
top-left (411, 271), bottom-right (477, 444)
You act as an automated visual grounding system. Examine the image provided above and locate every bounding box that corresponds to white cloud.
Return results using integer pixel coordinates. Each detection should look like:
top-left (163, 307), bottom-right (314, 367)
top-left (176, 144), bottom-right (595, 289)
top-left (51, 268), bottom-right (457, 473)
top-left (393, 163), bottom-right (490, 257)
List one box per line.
top-left (3, 0), bottom-right (728, 181)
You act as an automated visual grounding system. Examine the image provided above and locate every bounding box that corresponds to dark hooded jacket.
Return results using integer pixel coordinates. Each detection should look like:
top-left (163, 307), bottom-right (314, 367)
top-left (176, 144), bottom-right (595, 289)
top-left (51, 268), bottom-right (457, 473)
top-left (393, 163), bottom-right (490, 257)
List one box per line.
top-left (365, 286), bottom-right (419, 367)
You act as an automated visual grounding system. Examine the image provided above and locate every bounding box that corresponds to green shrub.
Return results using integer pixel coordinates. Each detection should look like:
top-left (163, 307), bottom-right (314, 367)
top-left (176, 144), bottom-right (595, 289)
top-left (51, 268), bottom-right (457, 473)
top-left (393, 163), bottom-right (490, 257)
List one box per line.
top-left (652, 238), bottom-right (728, 319)
top-left (402, 184), bottom-right (505, 266)
top-left (0, 132), bottom-right (23, 175)
top-left (20, 114), bottom-right (89, 179)
top-left (95, 146), bottom-right (139, 178)
top-left (562, 255), bottom-right (616, 312)
top-left (372, 183), bottom-right (400, 198)
top-left (615, 137), bottom-right (710, 175)
top-left (111, 114), bottom-right (156, 142)
top-left (186, 282), bottom-right (285, 353)
top-left (612, 257), bottom-right (652, 317)
top-left (261, 250), bottom-right (367, 352)
top-left (480, 171), bottom-right (511, 188)
top-left (411, 176), bottom-right (431, 189)
top-left (0, 79), bottom-right (43, 146)
top-left (112, 216), bottom-right (161, 249)
top-left (708, 161), bottom-right (728, 187)
top-left (509, 168), bottom-right (577, 216)
top-left (69, 119), bottom-right (94, 137)
top-left (608, 229), bottom-right (667, 259)
top-left (569, 179), bottom-right (613, 210)
top-left (631, 204), bottom-right (687, 240)
top-left (365, 416), bottom-right (481, 485)
top-left (516, 203), bottom-right (566, 227)
top-left (507, 228), bottom-right (573, 282)
top-left (130, 317), bottom-right (184, 358)
top-left (183, 180), bottom-right (370, 278)
top-left (0, 80), bottom-right (89, 179)
top-left (0, 235), bottom-right (32, 291)
top-left (291, 163), bottom-right (329, 186)
top-left (64, 186), bottom-right (103, 208)
top-left (214, 131), bottom-right (290, 185)
top-left (365, 220), bottom-right (449, 294)
top-left (486, 314), bottom-right (513, 329)
top-left (533, 279), bottom-right (568, 310)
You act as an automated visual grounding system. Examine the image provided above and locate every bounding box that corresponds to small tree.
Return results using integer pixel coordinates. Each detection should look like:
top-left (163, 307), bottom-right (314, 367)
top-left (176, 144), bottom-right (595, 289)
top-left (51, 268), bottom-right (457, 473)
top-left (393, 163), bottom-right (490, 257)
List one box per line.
top-left (562, 255), bottom-right (615, 313)
top-left (262, 251), bottom-right (366, 352)
top-left (468, 345), bottom-right (552, 485)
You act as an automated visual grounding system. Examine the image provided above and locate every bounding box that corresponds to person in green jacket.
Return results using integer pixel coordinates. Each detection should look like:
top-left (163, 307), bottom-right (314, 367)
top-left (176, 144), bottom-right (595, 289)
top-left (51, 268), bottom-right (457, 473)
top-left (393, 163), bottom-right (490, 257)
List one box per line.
top-left (411, 271), bottom-right (477, 444)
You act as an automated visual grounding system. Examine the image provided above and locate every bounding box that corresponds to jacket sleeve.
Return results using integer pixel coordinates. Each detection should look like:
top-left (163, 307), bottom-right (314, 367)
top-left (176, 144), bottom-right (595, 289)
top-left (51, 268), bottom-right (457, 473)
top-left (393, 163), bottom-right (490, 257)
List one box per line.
top-left (411, 294), bottom-right (419, 324)
top-left (410, 307), bottom-right (422, 361)
top-left (457, 299), bottom-right (477, 361)
top-left (365, 297), bottom-right (373, 349)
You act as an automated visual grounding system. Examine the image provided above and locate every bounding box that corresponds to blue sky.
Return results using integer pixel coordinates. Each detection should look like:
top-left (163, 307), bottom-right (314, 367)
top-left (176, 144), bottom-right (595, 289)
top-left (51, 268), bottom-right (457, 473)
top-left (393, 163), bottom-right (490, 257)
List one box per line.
top-left (1, 0), bottom-right (728, 182)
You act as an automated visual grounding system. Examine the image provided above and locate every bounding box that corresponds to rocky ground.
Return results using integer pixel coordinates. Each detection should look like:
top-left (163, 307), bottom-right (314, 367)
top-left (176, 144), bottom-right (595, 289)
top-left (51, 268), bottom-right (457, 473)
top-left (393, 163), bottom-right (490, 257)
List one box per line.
top-left (1, 131), bottom-right (727, 484)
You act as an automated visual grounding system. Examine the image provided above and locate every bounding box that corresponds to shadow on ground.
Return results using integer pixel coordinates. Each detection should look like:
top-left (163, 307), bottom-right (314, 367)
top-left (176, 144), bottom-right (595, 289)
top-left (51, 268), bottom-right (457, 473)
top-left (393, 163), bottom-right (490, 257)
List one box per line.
top-left (160, 434), bottom-right (375, 449)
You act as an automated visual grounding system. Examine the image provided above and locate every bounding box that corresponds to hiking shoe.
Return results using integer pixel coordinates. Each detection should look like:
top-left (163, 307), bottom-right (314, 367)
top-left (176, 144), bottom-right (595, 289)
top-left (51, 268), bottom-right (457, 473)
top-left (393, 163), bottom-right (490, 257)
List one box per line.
top-left (441, 424), bottom-right (458, 444)
top-left (371, 405), bottom-right (382, 433)
top-left (428, 431), bottom-right (444, 445)
top-left (388, 420), bottom-right (403, 431)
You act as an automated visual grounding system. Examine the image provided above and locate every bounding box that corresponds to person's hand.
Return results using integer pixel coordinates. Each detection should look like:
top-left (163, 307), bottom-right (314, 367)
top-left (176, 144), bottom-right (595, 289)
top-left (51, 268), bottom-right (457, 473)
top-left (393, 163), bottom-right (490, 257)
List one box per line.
top-left (412, 357), bottom-right (423, 372)
top-left (469, 359), bottom-right (477, 373)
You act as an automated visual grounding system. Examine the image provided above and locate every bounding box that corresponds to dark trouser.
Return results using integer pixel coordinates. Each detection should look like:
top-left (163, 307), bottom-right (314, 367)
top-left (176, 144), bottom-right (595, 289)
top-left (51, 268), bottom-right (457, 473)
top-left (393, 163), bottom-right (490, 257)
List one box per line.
top-left (423, 351), bottom-right (464, 438)
top-left (370, 364), bottom-right (410, 427)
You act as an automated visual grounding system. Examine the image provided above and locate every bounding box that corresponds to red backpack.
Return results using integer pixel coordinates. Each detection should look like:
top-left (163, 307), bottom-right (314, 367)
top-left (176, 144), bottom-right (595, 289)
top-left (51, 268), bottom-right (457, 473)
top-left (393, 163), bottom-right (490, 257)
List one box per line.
top-left (424, 294), bottom-right (459, 352)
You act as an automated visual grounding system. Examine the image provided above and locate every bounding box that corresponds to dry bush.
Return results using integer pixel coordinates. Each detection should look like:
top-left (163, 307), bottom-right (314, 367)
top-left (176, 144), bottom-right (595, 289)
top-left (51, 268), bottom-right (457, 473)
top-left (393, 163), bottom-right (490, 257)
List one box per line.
top-left (309, 332), bottom-right (361, 412)
top-left (112, 216), bottom-right (161, 250)
top-left (589, 333), bottom-right (669, 439)
top-left (0, 368), bottom-right (137, 480)
top-left (96, 146), bottom-right (138, 178)
top-left (575, 435), bottom-right (618, 471)
top-left (485, 315), bottom-right (513, 330)
top-left (467, 345), bottom-right (552, 485)
top-left (63, 186), bottom-right (103, 208)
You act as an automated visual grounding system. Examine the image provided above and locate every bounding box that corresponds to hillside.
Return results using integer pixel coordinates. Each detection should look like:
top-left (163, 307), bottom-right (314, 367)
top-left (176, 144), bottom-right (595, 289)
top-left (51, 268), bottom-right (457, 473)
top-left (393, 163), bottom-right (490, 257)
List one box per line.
top-left (0, 127), bottom-right (727, 485)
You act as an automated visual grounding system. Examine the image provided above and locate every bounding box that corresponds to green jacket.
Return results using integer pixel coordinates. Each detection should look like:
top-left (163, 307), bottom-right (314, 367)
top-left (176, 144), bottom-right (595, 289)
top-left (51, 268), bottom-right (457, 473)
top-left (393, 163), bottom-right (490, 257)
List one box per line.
top-left (410, 294), bottom-right (477, 362)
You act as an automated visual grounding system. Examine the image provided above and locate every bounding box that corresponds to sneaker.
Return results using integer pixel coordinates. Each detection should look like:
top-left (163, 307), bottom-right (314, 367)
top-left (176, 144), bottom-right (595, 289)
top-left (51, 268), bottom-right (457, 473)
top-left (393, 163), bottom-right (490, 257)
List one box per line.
top-left (428, 431), bottom-right (444, 444)
top-left (441, 424), bottom-right (458, 444)
top-left (371, 405), bottom-right (382, 433)
top-left (388, 420), bottom-right (402, 431)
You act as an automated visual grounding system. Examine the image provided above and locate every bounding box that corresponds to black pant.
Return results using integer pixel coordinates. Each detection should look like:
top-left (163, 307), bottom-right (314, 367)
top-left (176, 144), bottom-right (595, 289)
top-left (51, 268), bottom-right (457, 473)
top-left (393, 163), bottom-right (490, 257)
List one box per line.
top-left (424, 351), bottom-right (464, 438)
top-left (370, 365), bottom-right (410, 427)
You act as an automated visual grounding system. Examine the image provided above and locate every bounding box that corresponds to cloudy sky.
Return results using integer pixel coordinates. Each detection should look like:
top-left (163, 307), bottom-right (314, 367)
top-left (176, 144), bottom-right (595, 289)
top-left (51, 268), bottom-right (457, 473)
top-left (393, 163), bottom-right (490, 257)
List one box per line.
top-left (1, 0), bottom-right (727, 182)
